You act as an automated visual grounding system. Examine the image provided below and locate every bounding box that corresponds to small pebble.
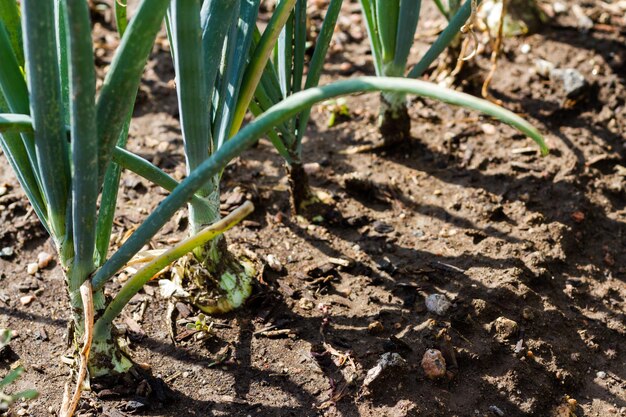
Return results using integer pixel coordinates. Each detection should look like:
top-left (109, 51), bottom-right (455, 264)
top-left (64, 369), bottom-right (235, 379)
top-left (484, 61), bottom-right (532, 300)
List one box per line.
top-left (298, 298), bottom-right (315, 310)
top-left (550, 68), bottom-right (589, 99)
top-left (124, 400), bottom-right (147, 412)
top-left (520, 43), bottom-right (531, 54)
top-left (596, 371), bottom-right (607, 379)
top-left (481, 123), bottom-right (497, 135)
top-left (37, 252), bottom-right (53, 269)
top-left (421, 349), bottom-right (446, 379)
top-left (489, 405), bottom-right (505, 416)
top-left (20, 295), bottom-right (35, 306)
top-left (535, 59), bottom-right (555, 78)
top-left (26, 263), bottom-right (39, 275)
top-left (368, 321), bottom-right (384, 334)
top-left (303, 162), bottom-right (321, 174)
top-left (425, 294), bottom-right (451, 316)
top-left (0, 247), bottom-right (14, 258)
top-left (339, 62), bottom-right (352, 73)
top-left (493, 316), bottom-right (519, 340)
top-left (266, 254), bottom-right (283, 272)
top-left (571, 211), bottom-right (585, 223)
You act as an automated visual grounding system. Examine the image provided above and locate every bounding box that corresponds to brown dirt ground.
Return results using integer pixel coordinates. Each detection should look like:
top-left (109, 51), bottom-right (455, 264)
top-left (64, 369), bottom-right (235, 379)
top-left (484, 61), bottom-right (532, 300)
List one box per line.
top-left (1, 1), bottom-right (625, 416)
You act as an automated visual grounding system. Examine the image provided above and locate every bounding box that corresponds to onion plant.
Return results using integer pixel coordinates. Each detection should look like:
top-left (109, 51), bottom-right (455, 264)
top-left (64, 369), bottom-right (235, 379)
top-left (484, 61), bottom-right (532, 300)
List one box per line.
top-left (0, 0), bottom-right (547, 388)
top-left (161, 0), bottom-right (300, 314)
top-left (0, 0), bottom-right (253, 378)
top-left (360, 0), bottom-right (481, 143)
top-left (251, 0), bottom-right (343, 214)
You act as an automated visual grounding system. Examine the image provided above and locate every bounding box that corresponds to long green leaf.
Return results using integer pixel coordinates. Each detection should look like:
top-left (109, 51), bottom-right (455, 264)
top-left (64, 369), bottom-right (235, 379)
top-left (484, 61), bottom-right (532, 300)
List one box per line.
top-left (94, 126), bottom-right (129, 266)
top-left (248, 99), bottom-right (291, 160)
top-left (22, 0), bottom-right (71, 243)
top-left (94, 0), bottom-right (156, 262)
top-left (296, 0), bottom-right (343, 146)
top-left (408, 0), bottom-right (479, 78)
top-left (432, 0), bottom-right (450, 19)
top-left (0, 21), bottom-right (41, 185)
top-left (0, 113), bottom-right (35, 133)
top-left (55, 0), bottom-right (70, 125)
top-left (0, 0), bottom-right (23, 66)
top-left (256, 26), bottom-right (284, 106)
top-left (228, 0), bottom-right (296, 138)
top-left (376, 0), bottom-right (399, 65)
top-left (169, 0), bottom-right (215, 232)
top-left (200, 0), bottom-right (238, 113)
top-left (0, 109), bottom-right (48, 233)
top-left (304, 0), bottom-right (343, 91)
top-left (359, 0), bottom-right (382, 75)
top-left (0, 23), bottom-right (29, 115)
top-left (66, 0), bottom-right (99, 287)
top-left (96, 0), bottom-right (171, 187)
top-left (111, 147), bottom-right (211, 211)
top-left (277, 6), bottom-right (294, 98)
top-left (0, 111), bottom-right (210, 217)
top-left (169, 0), bottom-right (209, 175)
top-left (114, 0), bottom-right (128, 36)
top-left (12, 389), bottom-right (38, 400)
top-left (91, 76), bottom-right (547, 290)
top-left (214, 0), bottom-right (260, 148)
top-left (0, 366), bottom-right (24, 388)
top-left (291, 0), bottom-right (306, 94)
top-left (255, 74), bottom-right (294, 142)
top-left (392, 0), bottom-right (421, 74)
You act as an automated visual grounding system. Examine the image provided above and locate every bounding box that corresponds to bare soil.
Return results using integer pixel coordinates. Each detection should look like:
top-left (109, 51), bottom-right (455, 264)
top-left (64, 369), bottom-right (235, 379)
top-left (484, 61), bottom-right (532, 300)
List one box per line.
top-left (1, 1), bottom-right (625, 416)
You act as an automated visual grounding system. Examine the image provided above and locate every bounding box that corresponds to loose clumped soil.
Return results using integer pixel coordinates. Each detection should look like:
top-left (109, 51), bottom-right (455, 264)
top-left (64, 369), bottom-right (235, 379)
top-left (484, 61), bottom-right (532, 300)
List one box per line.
top-left (1, 1), bottom-right (625, 416)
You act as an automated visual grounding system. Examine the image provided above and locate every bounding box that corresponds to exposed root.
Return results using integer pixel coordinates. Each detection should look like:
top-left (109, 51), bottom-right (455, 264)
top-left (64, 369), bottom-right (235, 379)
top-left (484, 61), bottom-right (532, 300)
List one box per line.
top-left (482, 0), bottom-right (507, 105)
top-left (60, 281), bottom-right (94, 417)
top-left (449, 36), bottom-right (471, 79)
top-left (171, 241), bottom-right (256, 315)
top-left (342, 139), bottom-right (392, 155)
top-left (459, 0), bottom-right (479, 61)
top-left (378, 93), bottom-right (410, 144)
top-left (286, 161), bottom-right (317, 216)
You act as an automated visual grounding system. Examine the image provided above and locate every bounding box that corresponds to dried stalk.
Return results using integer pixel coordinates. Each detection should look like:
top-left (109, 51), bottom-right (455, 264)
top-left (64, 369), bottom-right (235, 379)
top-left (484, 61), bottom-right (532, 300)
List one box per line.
top-left (60, 281), bottom-right (94, 417)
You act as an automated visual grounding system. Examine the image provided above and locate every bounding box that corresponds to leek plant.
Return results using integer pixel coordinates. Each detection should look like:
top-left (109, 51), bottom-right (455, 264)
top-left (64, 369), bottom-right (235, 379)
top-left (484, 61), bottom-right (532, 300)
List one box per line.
top-left (251, 0), bottom-right (343, 214)
top-left (161, 0), bottom-right (299, 314)
top-left (0, 0), bottom-right (547, 386)
top-left (0, 0), bottom-right (254, 377)
top-left (360, 0), bottom-right (481, 144)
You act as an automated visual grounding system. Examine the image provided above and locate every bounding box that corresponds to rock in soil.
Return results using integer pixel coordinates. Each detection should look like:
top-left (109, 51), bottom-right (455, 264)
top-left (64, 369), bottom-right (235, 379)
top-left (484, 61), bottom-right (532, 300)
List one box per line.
top-left (36, 251), bottom-right (53, 269)
top-left (266, 254), bottom-right (283, 272)
top-left (26, 263), bottom-right (38, 275)
top-left (0, 247), bottom-right (14, 259)
top-left (493, 317), bottom-right (519, 341)
top-left (362, 352), bottom-right (407, 390)
top-left (19, 295), bottom-right (35, 306)
top-left (425, 294), bottom-right (452, 316)
top-left (421, 349), bottom-right (447, 380)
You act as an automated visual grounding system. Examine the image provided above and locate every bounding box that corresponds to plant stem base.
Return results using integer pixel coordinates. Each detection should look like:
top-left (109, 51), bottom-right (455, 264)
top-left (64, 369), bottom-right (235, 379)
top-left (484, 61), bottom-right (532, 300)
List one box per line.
top-left (286, 161), bottom-right (328, 218)
top-left (89, 328), bottom-right (133, 378)
top-left (179, 239), bottom-right (255, 314)
top-left (378, 93), bottom-right (410, 146)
